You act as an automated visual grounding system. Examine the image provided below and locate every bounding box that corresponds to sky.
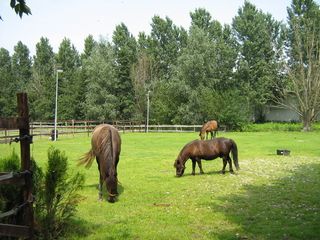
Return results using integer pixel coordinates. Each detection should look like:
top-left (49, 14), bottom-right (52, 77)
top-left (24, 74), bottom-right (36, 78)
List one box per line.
top-left (0, 0), bottom-right (317, 56)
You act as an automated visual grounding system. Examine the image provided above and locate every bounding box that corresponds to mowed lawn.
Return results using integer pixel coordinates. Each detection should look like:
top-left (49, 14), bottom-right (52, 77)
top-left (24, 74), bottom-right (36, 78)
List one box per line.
top-left (1, 131), bottom-right (320, 239)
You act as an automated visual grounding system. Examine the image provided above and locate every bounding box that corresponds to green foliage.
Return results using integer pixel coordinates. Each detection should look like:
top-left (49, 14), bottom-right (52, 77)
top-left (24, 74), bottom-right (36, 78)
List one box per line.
top-left (0, 0), bottom-right (31, 20)
top-left (243, 121), bottom-right (320, 132)
top-left (55, 38), bottom-right (83, 120)
top-left (0, 150), bottom-right (20, 217)
top-left (285, 0), bottom-right (320, 131)
top-left (12, 41), bottom-right (32, 91)
top-left (0, 48), bottom-right (14, 116)
top-left (112, 23), bottom-right (137, 119)
top-left (232, 1), bottom-right (287, 122)
top-left (81, 35), bottom-right (97, 60)
top-left (0, 147), bottom-right (84, 239)
top-left (199, 89), bottom-right (250, 130)
top-left (150, 15), bottom-right (187, 80)
top-left (3, 2), bottom-right (320, 130)
top-left (10, 0), bottom-right (31, 18)
top-left (82, 41), bottom-right (118, 120)
top-left (34, 147), bottom-right (85, 239)
top-left (28, 37), bottom-right (55, 120)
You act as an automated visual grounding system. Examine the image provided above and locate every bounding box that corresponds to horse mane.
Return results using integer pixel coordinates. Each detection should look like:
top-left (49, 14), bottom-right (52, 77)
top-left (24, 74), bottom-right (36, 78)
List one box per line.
top-left (176, 141), bottom-right (193, 165)
top-left (103, 128), bottom-right (115, 178)
top-left (94, 126), bottom-right (115, 180)
top-left (78, 125), bottom-right (115, 174)
top-left (200, 122), bottom-right (208, 133)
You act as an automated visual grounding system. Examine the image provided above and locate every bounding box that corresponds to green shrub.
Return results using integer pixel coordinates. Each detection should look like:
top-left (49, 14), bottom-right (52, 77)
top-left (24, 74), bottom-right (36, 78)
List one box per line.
top-left (0, 147), bottom-right (84, 240)
top-left (34, 146), bottom-right (85, 239)
top-left (243, 122), bottom-right (305, 132)
top-left (0, 150), bottom-right (21, 223)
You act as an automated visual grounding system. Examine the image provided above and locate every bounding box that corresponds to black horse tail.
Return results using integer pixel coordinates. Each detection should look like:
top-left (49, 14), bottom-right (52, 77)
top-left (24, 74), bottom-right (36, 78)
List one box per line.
top-left (231, 139), bottom-right (240, 170)
top-left (78, 149), bottom-right (95, 169)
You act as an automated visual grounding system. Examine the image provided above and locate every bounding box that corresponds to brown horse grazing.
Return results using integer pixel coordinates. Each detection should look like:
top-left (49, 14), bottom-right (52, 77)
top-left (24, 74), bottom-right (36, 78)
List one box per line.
top-left (199, 120), bottom-right (218, 140)
top-left (78, 124), bottom-right (121, 203)
top-left (174, 137), bottom-right (239, 177)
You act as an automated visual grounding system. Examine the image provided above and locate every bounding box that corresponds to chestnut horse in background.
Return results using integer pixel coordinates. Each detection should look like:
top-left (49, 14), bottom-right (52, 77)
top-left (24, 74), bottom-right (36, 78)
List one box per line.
top-left (78, 124), bottom-right (121, 203)
top-left (199, 120), bottom-right (218, 140)
top-left (174, 137), bottom-right (239, 177)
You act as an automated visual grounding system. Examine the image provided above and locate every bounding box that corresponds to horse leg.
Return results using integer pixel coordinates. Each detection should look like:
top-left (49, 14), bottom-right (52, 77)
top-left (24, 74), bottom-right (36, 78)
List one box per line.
top-left (196, 158), bottom-right (204, 174)
top-left (227, 156), bottom-right (234, 173)
top-left (221, 157), bottom-right (227, 174)
top-left (210, 131), bottom-right (213, 139)
top-left (98, 174), bottom-right (103, 201)
top-left (96, 157), bottom-right (103, 200)
top-left (191, 159), bottom-right (196, 175)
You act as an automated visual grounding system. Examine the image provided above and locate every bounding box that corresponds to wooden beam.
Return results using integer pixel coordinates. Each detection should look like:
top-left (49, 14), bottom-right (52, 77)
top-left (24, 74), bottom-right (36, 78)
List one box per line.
top-left (0, 224), bottom-right (31, 238)
top-left (0, 117), bottom-right (29, 129)
top-left (0, 172), bottom-right (25, 185)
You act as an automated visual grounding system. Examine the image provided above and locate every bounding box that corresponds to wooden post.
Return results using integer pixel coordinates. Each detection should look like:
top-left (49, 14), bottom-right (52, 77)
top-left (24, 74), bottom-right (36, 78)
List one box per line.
top-left (17, 93), bottom-right (34, 239)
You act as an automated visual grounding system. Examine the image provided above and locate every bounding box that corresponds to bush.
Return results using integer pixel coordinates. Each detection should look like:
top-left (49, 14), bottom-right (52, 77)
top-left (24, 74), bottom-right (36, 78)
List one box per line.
top-left (0, 147), bottom-right (84, 240)
top-left (34, 146), bottom-right (85, 239)
top-left (203, 89), bottom-right (250, 131)
top-left (243, 122), bottom-right (305, 132)
top-left (0, 150), bottom-right (21, 225)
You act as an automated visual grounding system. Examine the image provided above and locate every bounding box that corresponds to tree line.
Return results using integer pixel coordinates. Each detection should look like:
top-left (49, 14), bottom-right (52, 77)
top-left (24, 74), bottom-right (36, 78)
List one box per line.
top-left (0, 0), bottom-right (319, 130)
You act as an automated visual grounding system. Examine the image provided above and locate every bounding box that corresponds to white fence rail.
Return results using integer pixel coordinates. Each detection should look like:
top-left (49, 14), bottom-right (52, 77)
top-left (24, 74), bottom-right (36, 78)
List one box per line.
top-left (0, 121), bottom-right (204, 143)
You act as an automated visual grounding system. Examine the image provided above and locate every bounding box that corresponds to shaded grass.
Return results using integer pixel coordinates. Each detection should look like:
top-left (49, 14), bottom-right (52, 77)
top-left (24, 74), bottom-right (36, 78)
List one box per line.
top-left (0, 131), bottom-right (319, 239)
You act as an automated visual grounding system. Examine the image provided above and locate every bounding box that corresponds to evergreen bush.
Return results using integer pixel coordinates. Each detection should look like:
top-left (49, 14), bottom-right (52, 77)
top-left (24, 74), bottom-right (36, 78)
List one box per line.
top-left (34, 146), bottom-right (85, 239)
top-left (0, 147), bottom-right (84, 240)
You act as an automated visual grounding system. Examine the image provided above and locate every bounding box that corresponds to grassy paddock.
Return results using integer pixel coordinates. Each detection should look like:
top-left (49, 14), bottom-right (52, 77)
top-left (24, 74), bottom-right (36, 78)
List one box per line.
top-left (1, 131), bottom-right (320, 239)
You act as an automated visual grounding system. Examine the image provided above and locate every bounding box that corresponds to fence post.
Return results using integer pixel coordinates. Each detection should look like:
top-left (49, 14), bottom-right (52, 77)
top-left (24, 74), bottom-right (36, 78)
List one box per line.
top-left (17, 93), bottom-right (34, 239)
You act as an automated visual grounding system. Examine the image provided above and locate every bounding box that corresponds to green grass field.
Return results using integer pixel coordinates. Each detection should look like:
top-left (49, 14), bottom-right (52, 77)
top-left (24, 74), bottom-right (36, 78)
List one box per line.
top-left (1, 131), bottom-right (320, 239)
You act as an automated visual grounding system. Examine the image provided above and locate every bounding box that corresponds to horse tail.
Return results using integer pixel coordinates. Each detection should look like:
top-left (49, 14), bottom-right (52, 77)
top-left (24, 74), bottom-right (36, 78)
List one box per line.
top-left (78, 149), bottom-right (95, 169)
top-left (230, 139), bottom-right (240, 170)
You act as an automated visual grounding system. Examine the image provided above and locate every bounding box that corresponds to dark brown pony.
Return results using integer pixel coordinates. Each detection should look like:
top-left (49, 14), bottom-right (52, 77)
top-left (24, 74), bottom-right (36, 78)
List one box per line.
top-left (78, 124), bottom-right (121, 203)
top-left (174, 137), bottom-right (239, 177)
top-left (199, 120), bottom-right (218, 140)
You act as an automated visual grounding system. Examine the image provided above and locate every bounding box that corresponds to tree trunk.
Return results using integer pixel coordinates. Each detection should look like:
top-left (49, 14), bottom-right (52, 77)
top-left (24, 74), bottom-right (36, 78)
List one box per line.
top-left (302, 111), bottom-right (313, 131)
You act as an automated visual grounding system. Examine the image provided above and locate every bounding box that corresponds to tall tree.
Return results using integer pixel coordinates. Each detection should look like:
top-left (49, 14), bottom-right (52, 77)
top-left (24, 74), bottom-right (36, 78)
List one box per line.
top-left (0, 48), bottom-right (14, 116)
top-left (55, 38), bottom-right (82, 119)
top-left (232, 1), bottom-right (286, 122)
top-left (131, 51), bottom-right (153, 121)
top-left (29, 37), bottom-right (55, 120)
top-left (12, 41), bottom-right (32, 92)
top-left (276, 0), bottom-right (320, 131)
top-left (81, 35), bottom-right (97, 61)
top-left (82, 40), bottom-right (118, 121)
top-left (190, 8), bottom-right (223, 39)
top-left (112, 23), bottom-right (137, 119)
top-left (150, 16), bottom-right (187, 81)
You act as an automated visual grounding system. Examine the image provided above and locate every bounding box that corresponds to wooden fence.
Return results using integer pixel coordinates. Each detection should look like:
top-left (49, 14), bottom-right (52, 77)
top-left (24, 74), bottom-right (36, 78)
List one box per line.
top-left (0, 93), bottom-right (34, 239)
top-left (1, 119), bottom-right (228, 143)
top-left (1, 121), bottom-right (205, 142)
